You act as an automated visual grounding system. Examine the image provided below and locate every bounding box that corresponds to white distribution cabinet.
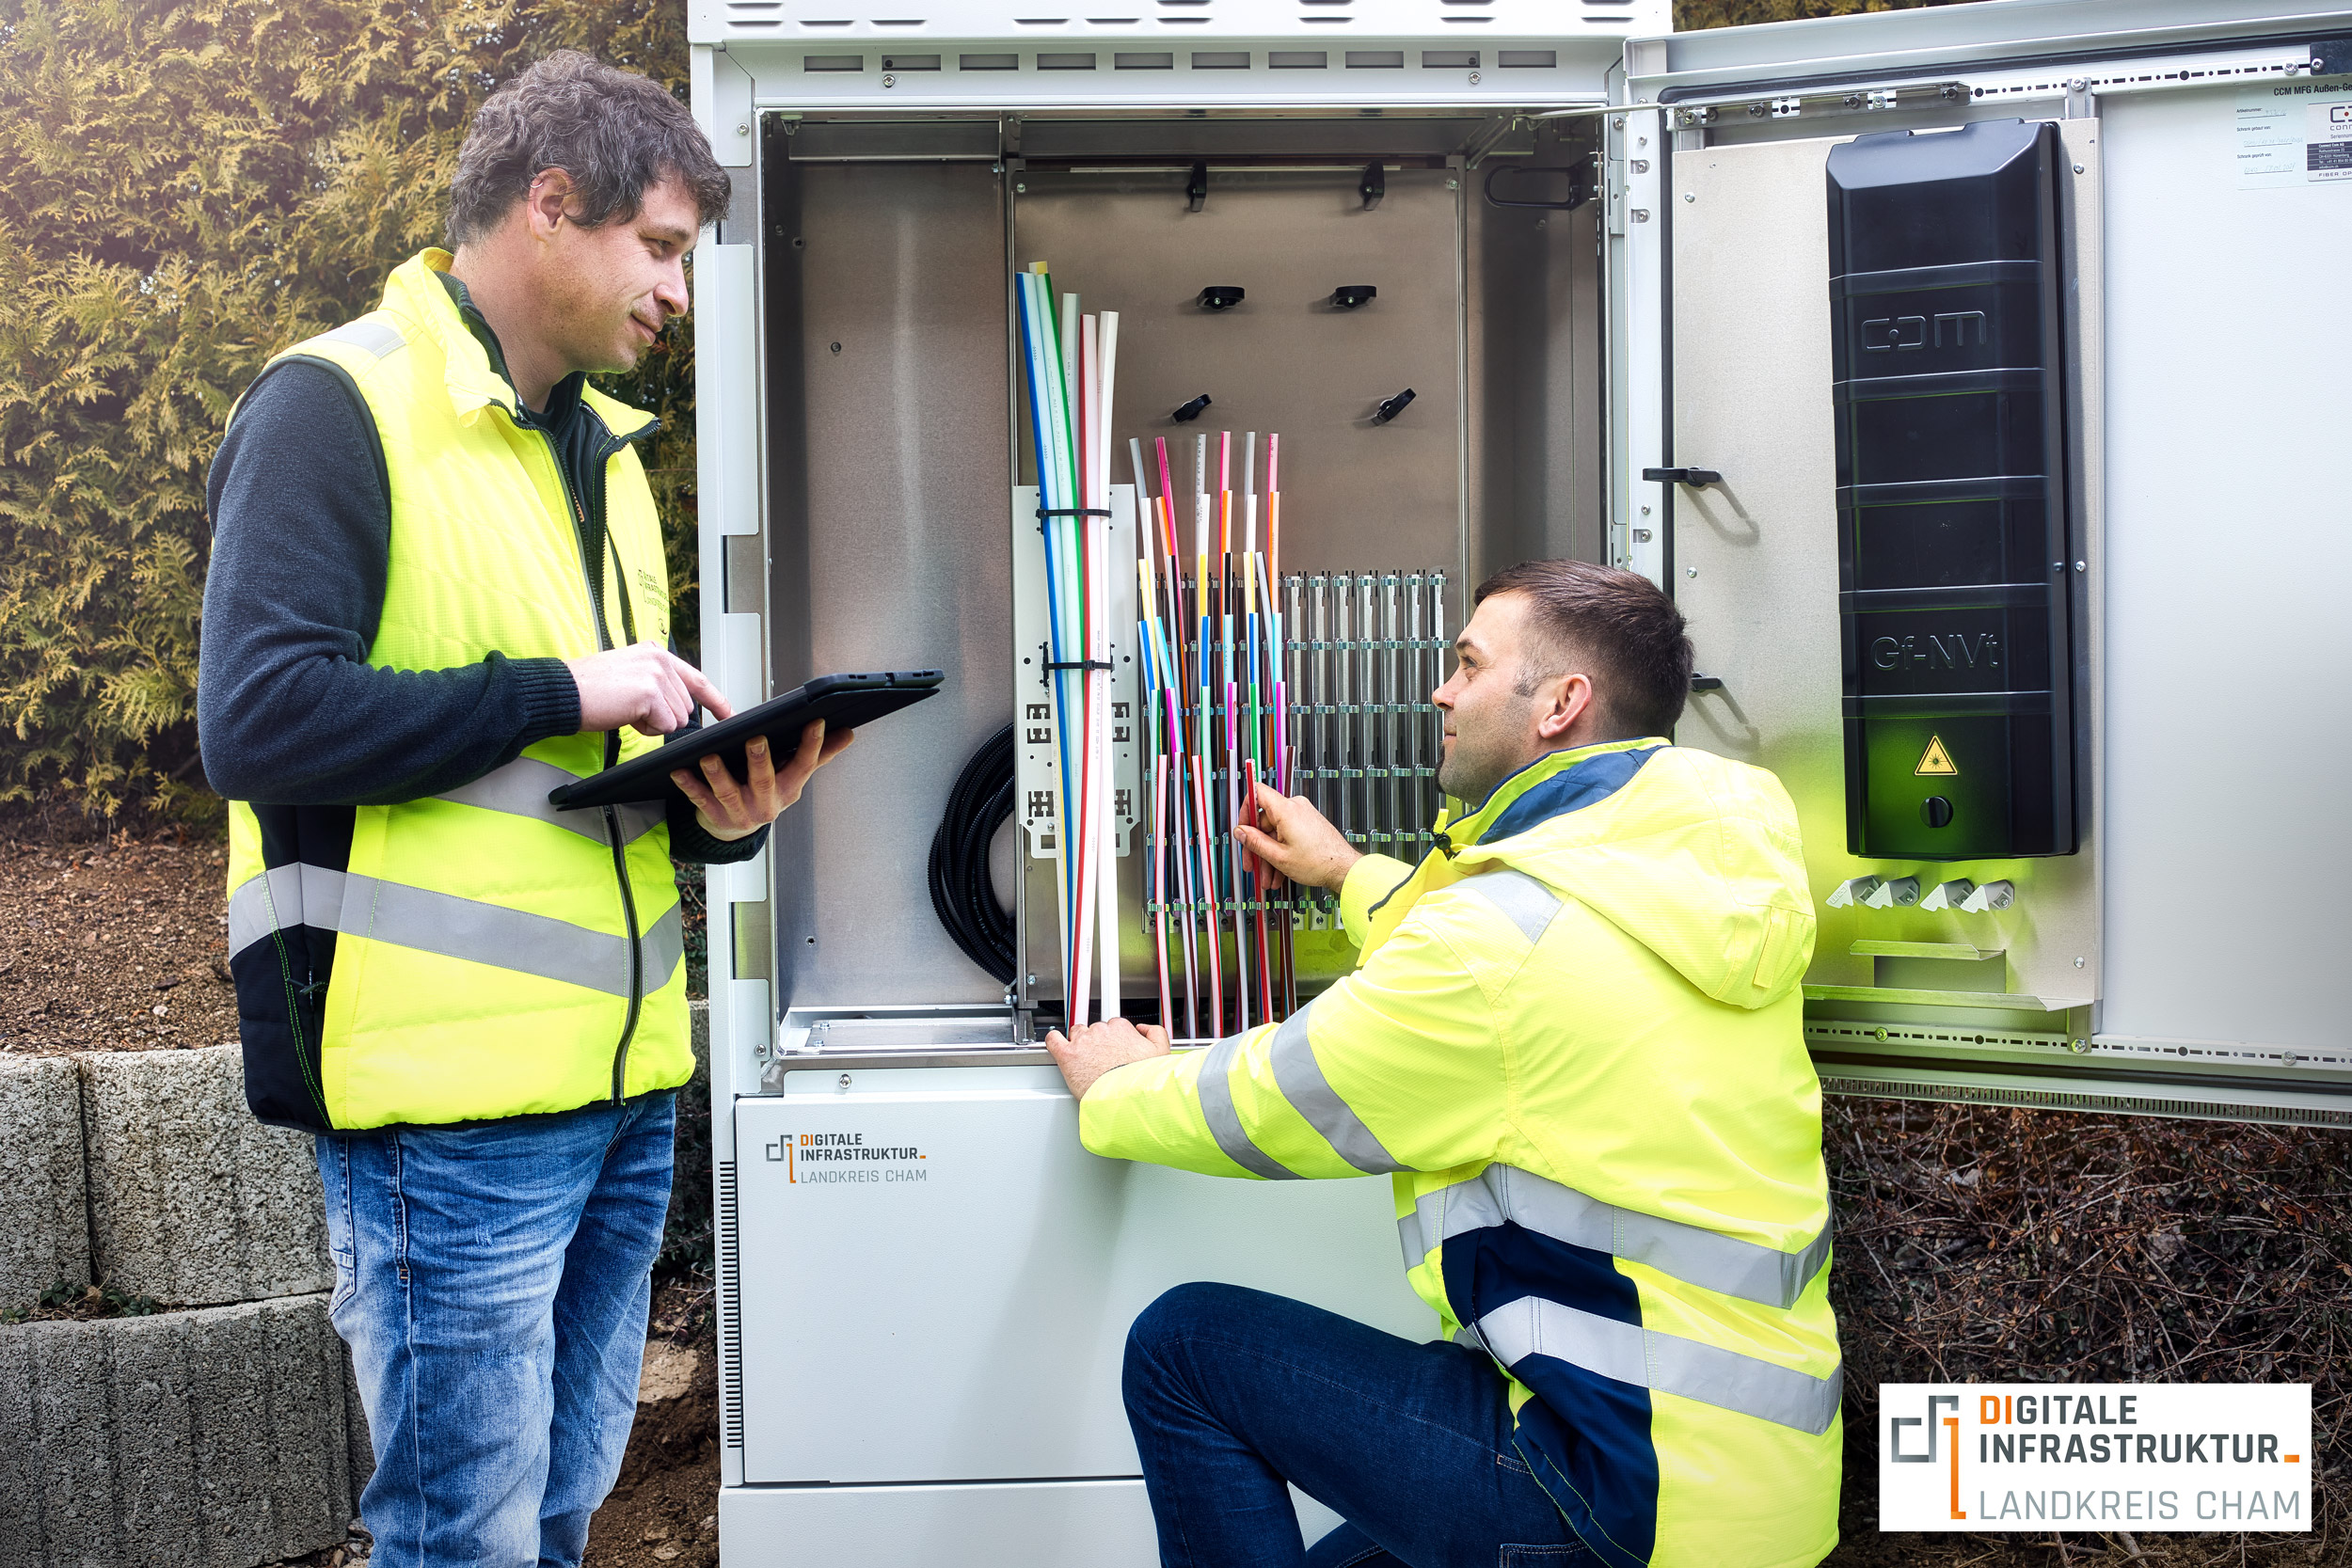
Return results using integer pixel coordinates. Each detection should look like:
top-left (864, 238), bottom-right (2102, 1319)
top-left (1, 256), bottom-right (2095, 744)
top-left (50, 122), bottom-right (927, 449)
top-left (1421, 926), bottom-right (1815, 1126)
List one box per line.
top-left (688, 2), bottom-right (2352, 1560)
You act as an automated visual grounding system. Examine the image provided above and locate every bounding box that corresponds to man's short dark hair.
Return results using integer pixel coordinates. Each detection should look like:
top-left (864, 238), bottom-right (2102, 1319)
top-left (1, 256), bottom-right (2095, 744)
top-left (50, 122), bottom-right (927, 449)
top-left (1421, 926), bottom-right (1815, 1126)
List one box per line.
top-left (1474, 559), bottom-right (1694, 740)
top-left (447, 51), bottom-right (732, 246)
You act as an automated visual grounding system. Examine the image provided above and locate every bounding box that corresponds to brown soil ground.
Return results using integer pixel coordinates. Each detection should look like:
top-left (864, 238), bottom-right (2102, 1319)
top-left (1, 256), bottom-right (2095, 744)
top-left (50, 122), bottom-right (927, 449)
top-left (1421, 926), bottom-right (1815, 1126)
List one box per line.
top-left (0, 832), bottom-right (238, 1053)
top-left (585, 1279), bottom-right (723, 1568)
top-left (3, 834), bottom-right (2342, 1568)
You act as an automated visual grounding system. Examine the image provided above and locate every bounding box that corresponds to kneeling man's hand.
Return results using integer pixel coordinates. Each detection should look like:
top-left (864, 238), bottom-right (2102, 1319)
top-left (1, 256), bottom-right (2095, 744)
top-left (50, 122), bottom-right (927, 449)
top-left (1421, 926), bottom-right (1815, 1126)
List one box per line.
top-left (1045, 1017), bottom-right (1171, 1101)
top-left (1233, 780), bottom-right (1361, 893)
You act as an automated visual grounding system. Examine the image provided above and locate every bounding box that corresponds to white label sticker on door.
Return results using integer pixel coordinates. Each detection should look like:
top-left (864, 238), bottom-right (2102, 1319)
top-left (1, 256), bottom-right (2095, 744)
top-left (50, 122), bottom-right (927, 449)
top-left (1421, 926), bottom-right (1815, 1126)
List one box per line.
top-left (2309, 100), bottom-right (2352, 181)
top-left (2237, 83), bottom-right (2352, 189)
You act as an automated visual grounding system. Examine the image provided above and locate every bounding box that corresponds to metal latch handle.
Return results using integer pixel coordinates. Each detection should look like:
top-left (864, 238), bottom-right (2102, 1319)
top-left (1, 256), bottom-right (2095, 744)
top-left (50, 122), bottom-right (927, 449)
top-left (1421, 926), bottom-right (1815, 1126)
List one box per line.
top-left (1483, 158), bottom-right (1598, 212)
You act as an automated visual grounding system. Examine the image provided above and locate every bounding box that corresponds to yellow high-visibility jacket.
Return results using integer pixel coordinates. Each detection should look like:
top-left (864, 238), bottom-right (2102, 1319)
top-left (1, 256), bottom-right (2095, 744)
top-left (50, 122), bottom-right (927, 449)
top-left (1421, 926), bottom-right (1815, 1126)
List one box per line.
top-left (221, 250), bottom-right (691, 1132)
top-left (1082, 737), bottom-right (1841, 1568)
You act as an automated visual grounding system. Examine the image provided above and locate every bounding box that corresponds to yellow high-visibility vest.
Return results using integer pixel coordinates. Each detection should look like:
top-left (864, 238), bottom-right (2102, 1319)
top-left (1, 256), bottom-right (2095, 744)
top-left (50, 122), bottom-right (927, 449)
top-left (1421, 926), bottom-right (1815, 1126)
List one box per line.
top-left (222, 250), bottom-right (691, 1132)
top-left (1082, 738), bottom-right (1841, 1568)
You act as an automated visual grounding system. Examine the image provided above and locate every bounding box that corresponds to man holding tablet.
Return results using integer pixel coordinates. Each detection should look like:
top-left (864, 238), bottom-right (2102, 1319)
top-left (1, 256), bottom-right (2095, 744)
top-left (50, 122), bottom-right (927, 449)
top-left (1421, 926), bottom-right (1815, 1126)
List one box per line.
top-left (197, 52), bottom-right (843, 1568)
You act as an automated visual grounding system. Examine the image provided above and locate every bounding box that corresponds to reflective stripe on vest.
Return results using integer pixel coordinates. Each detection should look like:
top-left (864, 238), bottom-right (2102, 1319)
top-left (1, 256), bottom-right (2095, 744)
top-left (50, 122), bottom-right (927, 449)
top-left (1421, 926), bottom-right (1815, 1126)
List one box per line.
top-left (1457, 865), bottom-right (1563, 944)
top-left (1197, 996), bottom-right (1406, 1180)
top-left (1401, 1162), bottom-right (1833, 1311)
top-left (432, 756), bottom-right (664, 847)
top-left (1266, 1000), bottom-right (1405, 1175)
top-left (319, 317), bottom-right (405, 361)
top-left (1463, 1296), bottom-right (1843, 1436)
top-left (227, 863), bottom-right (684, 999)
top-left (1197, 1028), bottom-right (1298, 1180)
top-left (1196, 866), bottom-right (1560, 1180)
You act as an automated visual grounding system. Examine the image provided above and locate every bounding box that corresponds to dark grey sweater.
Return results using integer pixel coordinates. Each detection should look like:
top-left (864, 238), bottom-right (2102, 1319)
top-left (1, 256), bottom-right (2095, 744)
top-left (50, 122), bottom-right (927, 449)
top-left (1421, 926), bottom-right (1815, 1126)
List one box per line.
top-left (198, 284), bottom-right (762, 865)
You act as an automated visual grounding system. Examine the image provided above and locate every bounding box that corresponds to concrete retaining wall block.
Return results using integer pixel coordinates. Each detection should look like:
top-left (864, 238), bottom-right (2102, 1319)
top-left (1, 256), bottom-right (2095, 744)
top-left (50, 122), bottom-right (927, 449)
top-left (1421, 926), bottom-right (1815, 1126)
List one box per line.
top-left (0, 1054), bottom-right (89, 1308)
top-left (0, 1292), bottom-right (356, 1568)
top-left (79, 1045), bottom-right (329, 1307)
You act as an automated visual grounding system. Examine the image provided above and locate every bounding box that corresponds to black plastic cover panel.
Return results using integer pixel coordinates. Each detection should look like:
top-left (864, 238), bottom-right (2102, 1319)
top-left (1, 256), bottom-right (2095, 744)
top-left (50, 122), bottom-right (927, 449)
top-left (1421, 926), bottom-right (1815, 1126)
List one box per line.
top-left (1827, 119), bottom-right (2077, 861)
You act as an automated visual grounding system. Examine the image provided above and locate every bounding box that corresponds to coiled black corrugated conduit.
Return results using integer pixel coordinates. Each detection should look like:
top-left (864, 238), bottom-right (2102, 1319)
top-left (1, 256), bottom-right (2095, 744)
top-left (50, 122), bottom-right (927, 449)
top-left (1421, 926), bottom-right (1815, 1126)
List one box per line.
top-left (928, 723), bottom-right (1017, 986)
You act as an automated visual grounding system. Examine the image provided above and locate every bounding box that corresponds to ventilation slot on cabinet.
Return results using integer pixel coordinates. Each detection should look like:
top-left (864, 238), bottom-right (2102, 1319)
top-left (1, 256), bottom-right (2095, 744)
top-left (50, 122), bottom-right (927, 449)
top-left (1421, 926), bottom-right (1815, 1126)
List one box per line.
top-left (717, 1161), bottom-right (744, 1449)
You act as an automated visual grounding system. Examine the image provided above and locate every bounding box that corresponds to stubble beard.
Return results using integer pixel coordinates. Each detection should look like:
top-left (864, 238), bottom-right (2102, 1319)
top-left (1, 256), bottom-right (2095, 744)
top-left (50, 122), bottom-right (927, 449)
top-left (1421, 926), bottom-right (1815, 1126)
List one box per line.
top-left (1436, 690), bottom-right (1540, 810)
top-left (1437, 730), bottom-right (1504, 810)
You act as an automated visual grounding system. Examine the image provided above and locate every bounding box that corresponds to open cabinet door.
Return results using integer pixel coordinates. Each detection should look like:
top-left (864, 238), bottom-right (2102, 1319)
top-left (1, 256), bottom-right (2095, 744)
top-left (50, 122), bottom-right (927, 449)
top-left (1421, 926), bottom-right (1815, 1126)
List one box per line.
top-left (1608, 0), bottom-right (2352, 1126)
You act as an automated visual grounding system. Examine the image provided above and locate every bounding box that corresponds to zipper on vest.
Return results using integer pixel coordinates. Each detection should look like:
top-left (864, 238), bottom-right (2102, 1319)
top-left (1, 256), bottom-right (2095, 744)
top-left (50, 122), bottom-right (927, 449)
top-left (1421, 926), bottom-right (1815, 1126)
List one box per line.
top-left (604, 791), bottom-right (644, 1103)
top-left (540, 418), bottom-right (651, 1106)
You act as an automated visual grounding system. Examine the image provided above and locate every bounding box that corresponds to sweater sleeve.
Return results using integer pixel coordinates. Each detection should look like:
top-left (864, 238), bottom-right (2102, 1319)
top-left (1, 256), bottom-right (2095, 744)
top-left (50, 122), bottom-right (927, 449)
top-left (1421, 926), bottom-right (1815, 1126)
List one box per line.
top-left (665, 791), bottom-right (770, 864)
top-left (197, 361), bottom-right (582, 806)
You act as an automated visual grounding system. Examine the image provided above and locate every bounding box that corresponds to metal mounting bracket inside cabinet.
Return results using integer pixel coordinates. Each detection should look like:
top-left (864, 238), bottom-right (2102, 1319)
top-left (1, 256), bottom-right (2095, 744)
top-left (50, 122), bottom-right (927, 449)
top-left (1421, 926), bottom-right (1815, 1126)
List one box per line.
top-left (1186, 161), bottom-right (1208, 213)
top-left (1359, 161), bottom-right (1385, 211)
top-left (1667, 81), bottom-right (1971, 126)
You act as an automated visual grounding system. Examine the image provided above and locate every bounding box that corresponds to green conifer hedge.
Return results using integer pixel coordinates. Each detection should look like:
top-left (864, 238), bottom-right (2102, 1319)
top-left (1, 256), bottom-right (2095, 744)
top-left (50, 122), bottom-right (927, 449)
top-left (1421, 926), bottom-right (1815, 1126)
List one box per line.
top-left (0, 0), bottom-right (702, 823)
top-left (0, 0), bottom-right (1953, 823)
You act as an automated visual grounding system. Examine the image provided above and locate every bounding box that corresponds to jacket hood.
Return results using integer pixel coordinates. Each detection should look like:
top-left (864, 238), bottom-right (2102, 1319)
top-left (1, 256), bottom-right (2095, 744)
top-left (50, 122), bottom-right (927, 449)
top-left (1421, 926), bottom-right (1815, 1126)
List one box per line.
top-left (1447, 741), bottom-right (1816, 1010)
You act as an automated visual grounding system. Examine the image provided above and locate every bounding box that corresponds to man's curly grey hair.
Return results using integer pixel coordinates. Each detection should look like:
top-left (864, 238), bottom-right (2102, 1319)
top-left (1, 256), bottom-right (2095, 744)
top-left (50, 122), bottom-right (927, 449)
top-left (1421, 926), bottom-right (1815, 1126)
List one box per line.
top-left (447, 51), bottom-right (731, 246)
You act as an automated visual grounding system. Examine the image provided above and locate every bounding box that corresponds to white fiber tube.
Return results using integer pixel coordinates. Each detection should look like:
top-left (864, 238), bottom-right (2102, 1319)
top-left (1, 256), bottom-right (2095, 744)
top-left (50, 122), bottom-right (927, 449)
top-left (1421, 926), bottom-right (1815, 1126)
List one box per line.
top-left (1070, 313), bottom-right (1098, 1028)
top-left (1096, 311), bottom-right (1122, 1023)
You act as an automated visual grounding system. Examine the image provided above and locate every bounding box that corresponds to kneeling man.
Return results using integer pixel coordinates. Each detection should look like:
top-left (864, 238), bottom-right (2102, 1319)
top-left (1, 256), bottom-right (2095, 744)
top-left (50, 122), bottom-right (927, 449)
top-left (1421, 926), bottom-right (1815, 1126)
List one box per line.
top-left (1046, 560), bottom-right (1842, 1568)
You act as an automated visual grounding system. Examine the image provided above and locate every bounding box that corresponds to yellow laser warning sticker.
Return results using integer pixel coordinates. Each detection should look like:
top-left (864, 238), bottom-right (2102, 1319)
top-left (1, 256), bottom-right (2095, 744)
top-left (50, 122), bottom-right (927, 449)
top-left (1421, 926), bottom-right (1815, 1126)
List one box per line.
top-left (1915, 736), bottom-right (1959, 776)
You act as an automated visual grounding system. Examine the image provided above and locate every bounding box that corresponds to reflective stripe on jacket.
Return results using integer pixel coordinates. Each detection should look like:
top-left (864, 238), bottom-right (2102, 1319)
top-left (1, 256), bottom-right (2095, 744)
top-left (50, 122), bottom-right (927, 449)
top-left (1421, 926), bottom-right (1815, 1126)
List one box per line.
top-left (1080, 737), bottom-right (1841, 1568)
top-left (221, 250), bottom-right (691, 1132)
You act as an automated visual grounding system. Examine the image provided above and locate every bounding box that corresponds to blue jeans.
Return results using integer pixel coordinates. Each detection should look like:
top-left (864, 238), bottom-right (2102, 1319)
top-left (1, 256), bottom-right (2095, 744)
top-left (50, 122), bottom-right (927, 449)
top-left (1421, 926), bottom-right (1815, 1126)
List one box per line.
top-left (318, 1093), bottom-right (675, 1568)
top-left (1124, 1283), bottom-right (1591, 1568)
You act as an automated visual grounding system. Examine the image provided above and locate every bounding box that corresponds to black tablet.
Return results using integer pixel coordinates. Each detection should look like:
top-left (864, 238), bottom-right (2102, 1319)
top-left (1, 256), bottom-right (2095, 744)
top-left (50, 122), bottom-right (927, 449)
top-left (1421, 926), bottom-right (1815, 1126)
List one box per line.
top-left (546, 671), bottom-right (945, 811)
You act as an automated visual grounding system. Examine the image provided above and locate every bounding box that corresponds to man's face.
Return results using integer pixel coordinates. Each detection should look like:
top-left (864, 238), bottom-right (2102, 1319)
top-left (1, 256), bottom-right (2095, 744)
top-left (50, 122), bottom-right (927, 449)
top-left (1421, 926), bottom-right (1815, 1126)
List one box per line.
top-left (1433, 593), bottom-right (1544, 808)
top-left (538, 174), bottom-right (698, 378)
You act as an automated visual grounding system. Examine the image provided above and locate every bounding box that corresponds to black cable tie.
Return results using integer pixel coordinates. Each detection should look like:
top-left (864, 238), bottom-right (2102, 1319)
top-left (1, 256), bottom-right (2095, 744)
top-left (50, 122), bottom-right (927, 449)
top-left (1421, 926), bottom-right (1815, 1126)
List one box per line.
top-left (1044, 659), bottom-right (1116, 671)
top-left (1037, 507), bottom-right (1115, 519)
